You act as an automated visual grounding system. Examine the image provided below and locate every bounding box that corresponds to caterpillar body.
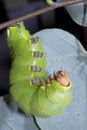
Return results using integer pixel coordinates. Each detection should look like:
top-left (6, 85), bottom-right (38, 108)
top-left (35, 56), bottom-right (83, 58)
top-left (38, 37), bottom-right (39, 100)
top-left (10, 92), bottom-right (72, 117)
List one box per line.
top-left (7, 22), bottom-right (72, 117)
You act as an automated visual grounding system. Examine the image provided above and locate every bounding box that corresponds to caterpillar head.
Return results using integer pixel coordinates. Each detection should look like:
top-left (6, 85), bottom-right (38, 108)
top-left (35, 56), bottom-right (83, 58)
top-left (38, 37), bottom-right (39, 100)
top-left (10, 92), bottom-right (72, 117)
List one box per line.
top-left (56, 70), bottom-right (71, 88)
top-left (42, 70), bottom-right (72, 106)
top-left (42, 70), bottom-right (71, 89)
top-left (31, 70), bottom-right (72, 117)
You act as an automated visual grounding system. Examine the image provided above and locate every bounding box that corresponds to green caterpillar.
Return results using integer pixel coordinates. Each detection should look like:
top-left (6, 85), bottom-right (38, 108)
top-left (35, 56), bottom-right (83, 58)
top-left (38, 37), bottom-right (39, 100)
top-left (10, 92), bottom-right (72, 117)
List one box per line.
top-left (7, 22), bottom-right (72, 117)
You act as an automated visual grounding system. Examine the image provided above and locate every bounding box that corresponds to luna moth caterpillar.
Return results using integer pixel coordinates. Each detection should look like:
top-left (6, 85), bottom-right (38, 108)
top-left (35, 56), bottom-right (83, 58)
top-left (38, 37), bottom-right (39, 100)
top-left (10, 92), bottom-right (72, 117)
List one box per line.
top-left (7, 22), bottom-right (72, 117)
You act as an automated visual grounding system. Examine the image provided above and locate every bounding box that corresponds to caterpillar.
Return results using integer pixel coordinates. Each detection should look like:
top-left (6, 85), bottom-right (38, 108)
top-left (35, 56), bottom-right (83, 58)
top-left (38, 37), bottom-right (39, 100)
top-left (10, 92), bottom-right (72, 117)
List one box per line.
top-left (7, 22), bottom-right (72, 117)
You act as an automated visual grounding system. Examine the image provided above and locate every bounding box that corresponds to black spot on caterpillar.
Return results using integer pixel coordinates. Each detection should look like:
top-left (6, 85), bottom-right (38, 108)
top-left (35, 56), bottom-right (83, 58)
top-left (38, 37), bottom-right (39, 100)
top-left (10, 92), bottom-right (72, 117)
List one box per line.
top-left (7, 22), bottom-right (72, 117)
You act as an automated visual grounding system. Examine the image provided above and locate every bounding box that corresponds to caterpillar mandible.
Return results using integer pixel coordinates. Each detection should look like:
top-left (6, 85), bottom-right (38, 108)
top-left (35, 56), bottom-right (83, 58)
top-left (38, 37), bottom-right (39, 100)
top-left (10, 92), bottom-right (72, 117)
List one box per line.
top-left (7, 22), bottom-right (72, 117)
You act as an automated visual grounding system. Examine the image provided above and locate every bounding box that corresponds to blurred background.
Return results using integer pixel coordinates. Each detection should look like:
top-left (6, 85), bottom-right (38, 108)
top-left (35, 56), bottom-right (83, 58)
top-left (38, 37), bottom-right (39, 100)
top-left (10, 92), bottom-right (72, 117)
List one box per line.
top-left (0, 0), bottom-right (87, 96)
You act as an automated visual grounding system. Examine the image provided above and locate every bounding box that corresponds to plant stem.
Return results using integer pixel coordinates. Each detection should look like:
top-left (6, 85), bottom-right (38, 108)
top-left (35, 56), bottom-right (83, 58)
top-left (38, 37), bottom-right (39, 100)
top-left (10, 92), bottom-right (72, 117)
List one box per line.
top-left (0, 0), bottom-right (86, 30)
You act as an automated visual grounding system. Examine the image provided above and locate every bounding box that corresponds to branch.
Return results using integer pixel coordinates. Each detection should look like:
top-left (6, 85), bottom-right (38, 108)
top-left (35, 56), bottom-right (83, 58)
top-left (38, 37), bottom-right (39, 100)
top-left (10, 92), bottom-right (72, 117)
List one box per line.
top-left (0, 0), bottom-right (86, 30)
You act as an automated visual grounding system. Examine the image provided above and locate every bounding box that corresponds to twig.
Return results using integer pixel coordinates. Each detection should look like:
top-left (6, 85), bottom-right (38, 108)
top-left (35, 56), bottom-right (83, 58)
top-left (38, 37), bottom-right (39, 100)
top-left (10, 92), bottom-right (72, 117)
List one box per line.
top-left (0, 0), bottom-right (86, 30)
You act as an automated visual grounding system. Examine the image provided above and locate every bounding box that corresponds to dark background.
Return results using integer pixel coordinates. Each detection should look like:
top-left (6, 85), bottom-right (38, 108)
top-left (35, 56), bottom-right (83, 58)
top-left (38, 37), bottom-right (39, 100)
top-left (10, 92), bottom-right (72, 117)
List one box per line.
top-left (0, 0), bottom-right (87, 96)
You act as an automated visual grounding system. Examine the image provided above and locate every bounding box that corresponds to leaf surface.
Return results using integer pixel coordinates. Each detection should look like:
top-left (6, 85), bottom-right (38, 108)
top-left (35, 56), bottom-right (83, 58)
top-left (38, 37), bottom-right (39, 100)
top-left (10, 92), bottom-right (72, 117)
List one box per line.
top-left (0, 95), bottom-right (39, 130)
top-left (34, 29), bottom-right (87, 130)
top-left (65, 2), bottom-right (87, 26)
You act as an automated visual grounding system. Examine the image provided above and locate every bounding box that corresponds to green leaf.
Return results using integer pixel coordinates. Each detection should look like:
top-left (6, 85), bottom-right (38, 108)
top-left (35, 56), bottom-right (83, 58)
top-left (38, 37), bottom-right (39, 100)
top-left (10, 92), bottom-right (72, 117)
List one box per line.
top-left (65, 2), bottom-right (87, 26)
top-left (34, 29), bottom-right (87, 130)
top-left (0, 95), bottom-right (39, 130)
